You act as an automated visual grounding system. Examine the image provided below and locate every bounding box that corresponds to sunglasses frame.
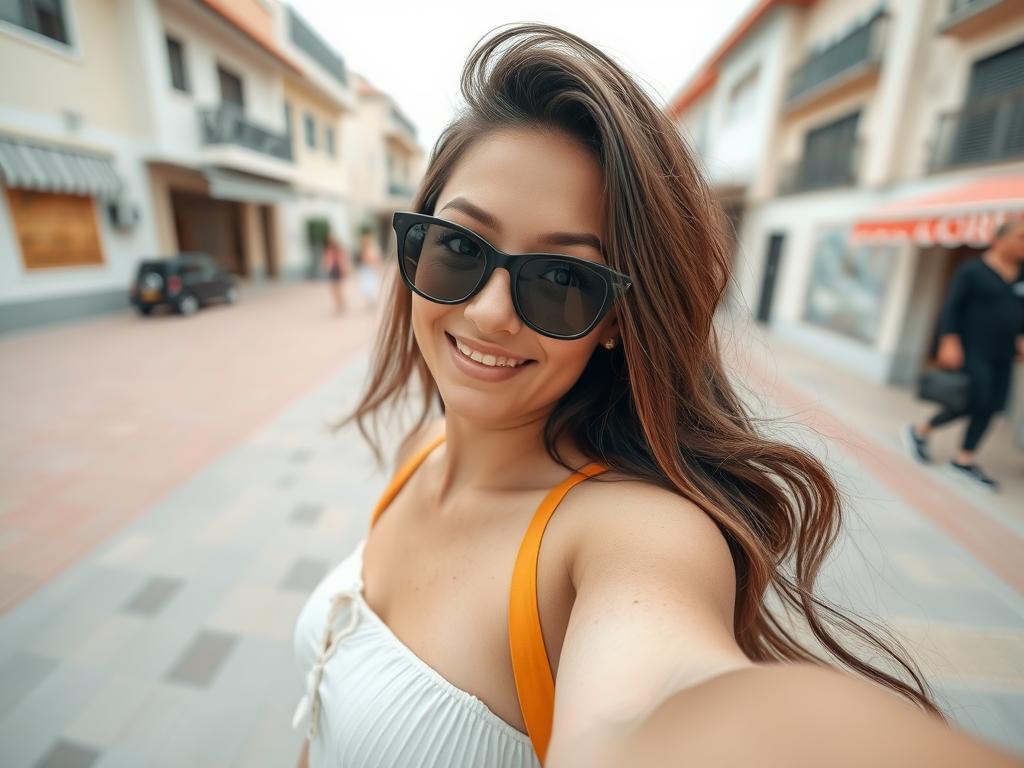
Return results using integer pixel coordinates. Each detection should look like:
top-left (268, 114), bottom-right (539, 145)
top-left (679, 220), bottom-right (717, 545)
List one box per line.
top-left (392, 211), bottom-right (632, 341)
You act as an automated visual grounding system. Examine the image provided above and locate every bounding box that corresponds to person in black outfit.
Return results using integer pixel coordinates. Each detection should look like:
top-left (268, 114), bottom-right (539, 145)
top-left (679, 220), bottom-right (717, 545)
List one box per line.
top-left (904, 218), bottom-right (1024, 491)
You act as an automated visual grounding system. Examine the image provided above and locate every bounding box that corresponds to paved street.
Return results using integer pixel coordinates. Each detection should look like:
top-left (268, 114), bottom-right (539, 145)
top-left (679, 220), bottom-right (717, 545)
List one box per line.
top-left (0, 281), bottom-right (1021, 767)
top-left (0, 280), bottom-right (379, 613)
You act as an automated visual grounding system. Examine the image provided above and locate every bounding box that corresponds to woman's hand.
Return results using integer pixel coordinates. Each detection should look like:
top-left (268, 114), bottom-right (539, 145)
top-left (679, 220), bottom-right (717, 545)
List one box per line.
top-left (937, 334), bottom-right (964, 369)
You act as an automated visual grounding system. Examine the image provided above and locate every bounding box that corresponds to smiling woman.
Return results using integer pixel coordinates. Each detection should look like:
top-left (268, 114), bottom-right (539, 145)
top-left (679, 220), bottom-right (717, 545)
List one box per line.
top-left (292, 22), bottom-right (1017, 768)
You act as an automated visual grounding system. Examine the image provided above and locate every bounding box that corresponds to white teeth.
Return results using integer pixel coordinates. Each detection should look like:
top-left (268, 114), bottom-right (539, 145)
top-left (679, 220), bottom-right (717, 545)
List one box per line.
top-left (454, 337), bottom-right (526, 368)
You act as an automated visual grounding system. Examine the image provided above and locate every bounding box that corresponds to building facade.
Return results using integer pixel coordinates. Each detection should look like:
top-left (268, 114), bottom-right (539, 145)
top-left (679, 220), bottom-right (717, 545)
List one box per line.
top-left (670, 0), bottom-right (1024, 419)
top-left (0, 0), bottom-right (423, 333)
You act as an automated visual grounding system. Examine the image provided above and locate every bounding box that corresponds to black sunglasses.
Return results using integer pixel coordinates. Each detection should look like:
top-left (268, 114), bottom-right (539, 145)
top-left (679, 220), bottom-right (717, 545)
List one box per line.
top-left (392, 212), bottom-right (632, 340)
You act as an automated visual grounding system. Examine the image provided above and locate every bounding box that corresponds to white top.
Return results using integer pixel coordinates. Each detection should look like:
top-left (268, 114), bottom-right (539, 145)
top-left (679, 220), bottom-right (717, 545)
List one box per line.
top-left (292, 538), bottom-right (542, 768)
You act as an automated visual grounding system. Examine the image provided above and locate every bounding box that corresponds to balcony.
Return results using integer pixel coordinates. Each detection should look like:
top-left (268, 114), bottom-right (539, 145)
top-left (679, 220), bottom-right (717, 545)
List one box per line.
top-left (198, 104), bottom-right (293, 163)
top-left (929, 88), bottom-right (1024, 171)
top-left (784, 10), bottom-right (887, 113)
top-left (778, 141), bottom-right (862, 195)
top-left (939, 0), bottom-right (1021, 39)
top-left (287, 7), bottom-right (347, 87)
top-left (385, 107), bottom-right (418, 153)
top-left (387, 180), bottom-right (417, 198)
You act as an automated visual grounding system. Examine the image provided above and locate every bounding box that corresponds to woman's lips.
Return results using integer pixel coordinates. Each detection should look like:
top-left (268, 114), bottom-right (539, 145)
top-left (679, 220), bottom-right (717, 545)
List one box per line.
top-left (444, 332), bottom-right (535, 382)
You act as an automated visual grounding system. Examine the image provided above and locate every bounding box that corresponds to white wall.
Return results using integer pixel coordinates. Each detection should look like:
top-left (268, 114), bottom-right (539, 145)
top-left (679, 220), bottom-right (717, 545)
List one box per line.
top-left (735, 186), bottom-right (901, 381)
top-left (140, 0), bottom-right (288, 169)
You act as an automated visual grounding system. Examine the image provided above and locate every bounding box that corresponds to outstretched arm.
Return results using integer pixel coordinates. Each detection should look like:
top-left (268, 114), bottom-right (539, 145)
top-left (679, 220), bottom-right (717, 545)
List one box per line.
top-left (546, 484), bottom-right (1016, 768)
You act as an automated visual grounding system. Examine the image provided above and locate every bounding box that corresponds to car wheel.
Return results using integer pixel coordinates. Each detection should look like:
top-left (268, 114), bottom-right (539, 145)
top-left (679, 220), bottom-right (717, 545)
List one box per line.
top-left (177, 294), bottom-right (199, 316)
top-left (225, 286), bottom-right (239, 304)
top-left (135, 305), bottom-right (153, 316)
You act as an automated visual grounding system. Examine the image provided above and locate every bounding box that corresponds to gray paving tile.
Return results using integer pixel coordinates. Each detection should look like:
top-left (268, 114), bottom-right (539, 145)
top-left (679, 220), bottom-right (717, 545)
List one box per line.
top-left (0, 651), bottom-right (56, 719)
top-left (288, 503), bottom-right (323, 526)
top-left (34, 740), bottom-right (100, 768)
top-left (165, 631), bottom-right (237, 688)
top-left (0, 663), bottom-right (107, 768)
top-left (279, 557), bottom-right (329, 593)
top-left (121, 576), bottom-right (182, 617)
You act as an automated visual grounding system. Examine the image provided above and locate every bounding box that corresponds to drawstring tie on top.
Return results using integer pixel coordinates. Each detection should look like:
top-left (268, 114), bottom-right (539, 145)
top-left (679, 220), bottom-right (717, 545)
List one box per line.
top-left (292, 584), bottom-right (362, 739)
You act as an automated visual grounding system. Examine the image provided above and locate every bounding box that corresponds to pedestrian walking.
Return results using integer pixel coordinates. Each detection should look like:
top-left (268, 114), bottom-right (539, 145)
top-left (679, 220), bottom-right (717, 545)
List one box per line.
top-left (320, 235), bottom-right (350, 314)
top-left (904, 218), bottom-right (1024, 491)
top-left (356, 228), bottom-right (382, 310)
top-left (292, 24), bottom-right (1015, 768)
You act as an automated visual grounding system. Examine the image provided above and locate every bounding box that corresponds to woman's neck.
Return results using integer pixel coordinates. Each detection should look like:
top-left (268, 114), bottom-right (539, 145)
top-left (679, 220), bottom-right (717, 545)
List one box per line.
top-left (436, 410), bottom-right (582, 503)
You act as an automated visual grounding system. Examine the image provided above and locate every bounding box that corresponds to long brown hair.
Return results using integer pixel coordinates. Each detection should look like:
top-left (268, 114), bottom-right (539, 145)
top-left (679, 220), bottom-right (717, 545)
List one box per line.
top-left (344, 23), bottom-right (939, 715)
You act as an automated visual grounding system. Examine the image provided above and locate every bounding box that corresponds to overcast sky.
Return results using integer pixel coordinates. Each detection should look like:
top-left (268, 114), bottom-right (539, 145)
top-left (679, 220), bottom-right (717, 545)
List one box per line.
top-left (288, 0), bottom-right (759, 150)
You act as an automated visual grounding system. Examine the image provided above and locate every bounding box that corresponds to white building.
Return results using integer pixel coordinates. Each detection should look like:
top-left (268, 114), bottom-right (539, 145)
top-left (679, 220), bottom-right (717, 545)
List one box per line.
top-left (0, 0), bottom-right (423, 333)
top-left (670, 0), bottom-right (1024, 392)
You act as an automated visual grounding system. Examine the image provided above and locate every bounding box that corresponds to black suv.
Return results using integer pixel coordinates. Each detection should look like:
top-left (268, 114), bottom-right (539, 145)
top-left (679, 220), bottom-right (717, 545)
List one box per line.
top-left (131, 253), bottom-right (239, 316)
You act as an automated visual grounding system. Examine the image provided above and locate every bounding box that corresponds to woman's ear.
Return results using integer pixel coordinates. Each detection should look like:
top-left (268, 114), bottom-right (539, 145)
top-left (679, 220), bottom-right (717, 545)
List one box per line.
top-left (599, 312), bottom-right (620, 348)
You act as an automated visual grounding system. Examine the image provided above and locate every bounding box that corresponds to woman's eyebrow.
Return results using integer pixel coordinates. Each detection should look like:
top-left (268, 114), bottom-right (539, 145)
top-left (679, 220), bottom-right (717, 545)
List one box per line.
top-left (440, 196), bottom-right (605, 254)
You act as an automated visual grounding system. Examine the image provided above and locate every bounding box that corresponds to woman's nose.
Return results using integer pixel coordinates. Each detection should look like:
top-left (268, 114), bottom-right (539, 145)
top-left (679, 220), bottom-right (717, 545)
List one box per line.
top-left (463, 268), bottom-right (523, 337)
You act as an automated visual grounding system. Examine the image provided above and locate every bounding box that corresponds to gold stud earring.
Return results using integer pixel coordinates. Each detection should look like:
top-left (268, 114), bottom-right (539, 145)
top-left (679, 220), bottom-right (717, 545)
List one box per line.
top-left (603, 338), bottom-right (617, 350)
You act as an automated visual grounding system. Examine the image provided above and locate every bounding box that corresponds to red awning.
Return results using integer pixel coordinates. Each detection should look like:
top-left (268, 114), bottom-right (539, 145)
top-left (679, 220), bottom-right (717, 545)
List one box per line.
top-left (850, 175), bottom-right (1024, 248)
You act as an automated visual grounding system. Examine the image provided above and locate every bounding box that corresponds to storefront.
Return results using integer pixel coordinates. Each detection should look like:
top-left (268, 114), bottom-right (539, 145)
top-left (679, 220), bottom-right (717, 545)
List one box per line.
top-left (0, 133), bottom-right (155, 333)
top-left (851, 173), bottom-right (1024, 445)
top-left (0, 135), bottom-right (125, 272)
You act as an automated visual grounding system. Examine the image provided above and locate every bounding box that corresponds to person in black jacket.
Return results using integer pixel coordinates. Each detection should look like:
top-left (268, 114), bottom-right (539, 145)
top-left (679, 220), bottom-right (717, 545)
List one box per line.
top-left (903, 218), bottom-right (1024, 491)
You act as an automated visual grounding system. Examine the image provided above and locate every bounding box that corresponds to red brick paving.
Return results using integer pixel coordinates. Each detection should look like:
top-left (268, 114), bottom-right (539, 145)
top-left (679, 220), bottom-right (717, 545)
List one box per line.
top-left (0, 280), bottom-right (379, 613)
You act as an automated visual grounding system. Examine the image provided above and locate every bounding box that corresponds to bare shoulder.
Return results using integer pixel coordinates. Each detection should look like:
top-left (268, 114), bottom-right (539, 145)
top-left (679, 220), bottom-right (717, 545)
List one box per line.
top-left (560, 474), bottom-right (737, 618)
top-left (392, 416), bottom-right (446, 471)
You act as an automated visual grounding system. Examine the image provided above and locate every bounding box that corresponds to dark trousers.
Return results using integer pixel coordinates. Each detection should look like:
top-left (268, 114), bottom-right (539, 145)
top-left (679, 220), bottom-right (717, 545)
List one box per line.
top-left (929, 358), bottom-right (1012, 452)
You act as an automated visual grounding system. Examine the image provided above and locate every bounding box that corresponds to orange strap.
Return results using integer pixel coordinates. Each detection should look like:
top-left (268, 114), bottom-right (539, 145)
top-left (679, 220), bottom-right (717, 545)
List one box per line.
top-left (368, 431), bottom-right (607, 764)
top-left (508, 461), bottom-right (607, 764)
top-left (369, 433), bottom-right (446, 529)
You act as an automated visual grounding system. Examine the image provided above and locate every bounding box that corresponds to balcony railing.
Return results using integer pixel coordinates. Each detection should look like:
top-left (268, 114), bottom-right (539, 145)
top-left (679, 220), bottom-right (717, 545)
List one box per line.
top-left (940, 0), bottom-right (1015, 37)
top-left (198, 104), bottom-right (293, 163)
top-left (778, 141), bottom-right (862, 195)
top-left (287, 7), bottom-right (347, 87)
top-left (785, 10), bottom-right (887, 106)
top-left (949, 0), bottom-right (995, 14)
top-left (930, 88), bottom-right (1024, 170)
top-left (390, 107), bottom-right (417, 140)
top-left (388, 180), bottom-right (417, 198)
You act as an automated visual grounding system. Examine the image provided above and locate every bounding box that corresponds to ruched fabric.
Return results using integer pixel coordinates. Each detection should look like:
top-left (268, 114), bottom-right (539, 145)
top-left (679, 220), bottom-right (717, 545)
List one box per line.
top-left (293, 540), bottom-right (541, 768)
top-left (293, 432), bottom-right (606, 767)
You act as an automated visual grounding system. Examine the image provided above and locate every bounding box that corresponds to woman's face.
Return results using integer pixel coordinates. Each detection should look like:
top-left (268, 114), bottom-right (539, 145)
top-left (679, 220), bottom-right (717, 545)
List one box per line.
top-left (411, 127), bottom-right (616, 428)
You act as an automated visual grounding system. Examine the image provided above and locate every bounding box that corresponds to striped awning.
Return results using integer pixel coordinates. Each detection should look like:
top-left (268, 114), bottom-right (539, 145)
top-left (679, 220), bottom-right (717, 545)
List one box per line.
top-left (0, 135), bottom-right (123, 199)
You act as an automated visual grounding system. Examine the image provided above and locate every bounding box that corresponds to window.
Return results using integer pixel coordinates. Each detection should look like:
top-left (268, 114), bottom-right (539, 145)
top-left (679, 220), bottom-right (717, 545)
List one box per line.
top-left (217, 65), bottom-right (245, 109)
top-left (800, 111), bottom-right (860, 189)
top-left (1, 0), bottom-right (70, 45)
top-left (325, 126), bottom-right (335, 157)
top-left (166, 35), bottom-right (189, 92)
top-left (304, 113), bottom-right (316, 149)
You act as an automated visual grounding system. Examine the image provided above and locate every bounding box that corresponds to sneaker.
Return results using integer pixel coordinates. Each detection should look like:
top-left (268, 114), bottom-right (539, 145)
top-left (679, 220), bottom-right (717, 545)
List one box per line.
top-left (901, 424), bottom-right (931, 464)
top-left (947, 461), bottom-right (999, 492)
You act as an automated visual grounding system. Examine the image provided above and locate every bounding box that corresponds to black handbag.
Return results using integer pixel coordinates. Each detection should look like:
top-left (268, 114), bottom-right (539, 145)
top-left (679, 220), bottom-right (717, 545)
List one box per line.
top-left (917, 368), bottom-right (970, 412)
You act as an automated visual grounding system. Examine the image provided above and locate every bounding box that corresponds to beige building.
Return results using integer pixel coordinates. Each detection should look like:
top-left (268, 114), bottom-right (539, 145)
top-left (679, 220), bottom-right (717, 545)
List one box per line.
top-left (670, 0), bottom-right (1024, 413)
top-left (347, 73), bottom-right (425, 254)
top-left (0, 0), bottom-right (157, 331)
top-left (0, 0), bottom-right (423, 332)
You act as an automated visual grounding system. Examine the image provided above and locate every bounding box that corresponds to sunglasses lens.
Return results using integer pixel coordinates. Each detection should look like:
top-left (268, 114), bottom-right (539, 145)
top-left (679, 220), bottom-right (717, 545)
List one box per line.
top-left (402, 223), bottom-right (486, 301)
top-left (517, 258), bottom-right (608, 338)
